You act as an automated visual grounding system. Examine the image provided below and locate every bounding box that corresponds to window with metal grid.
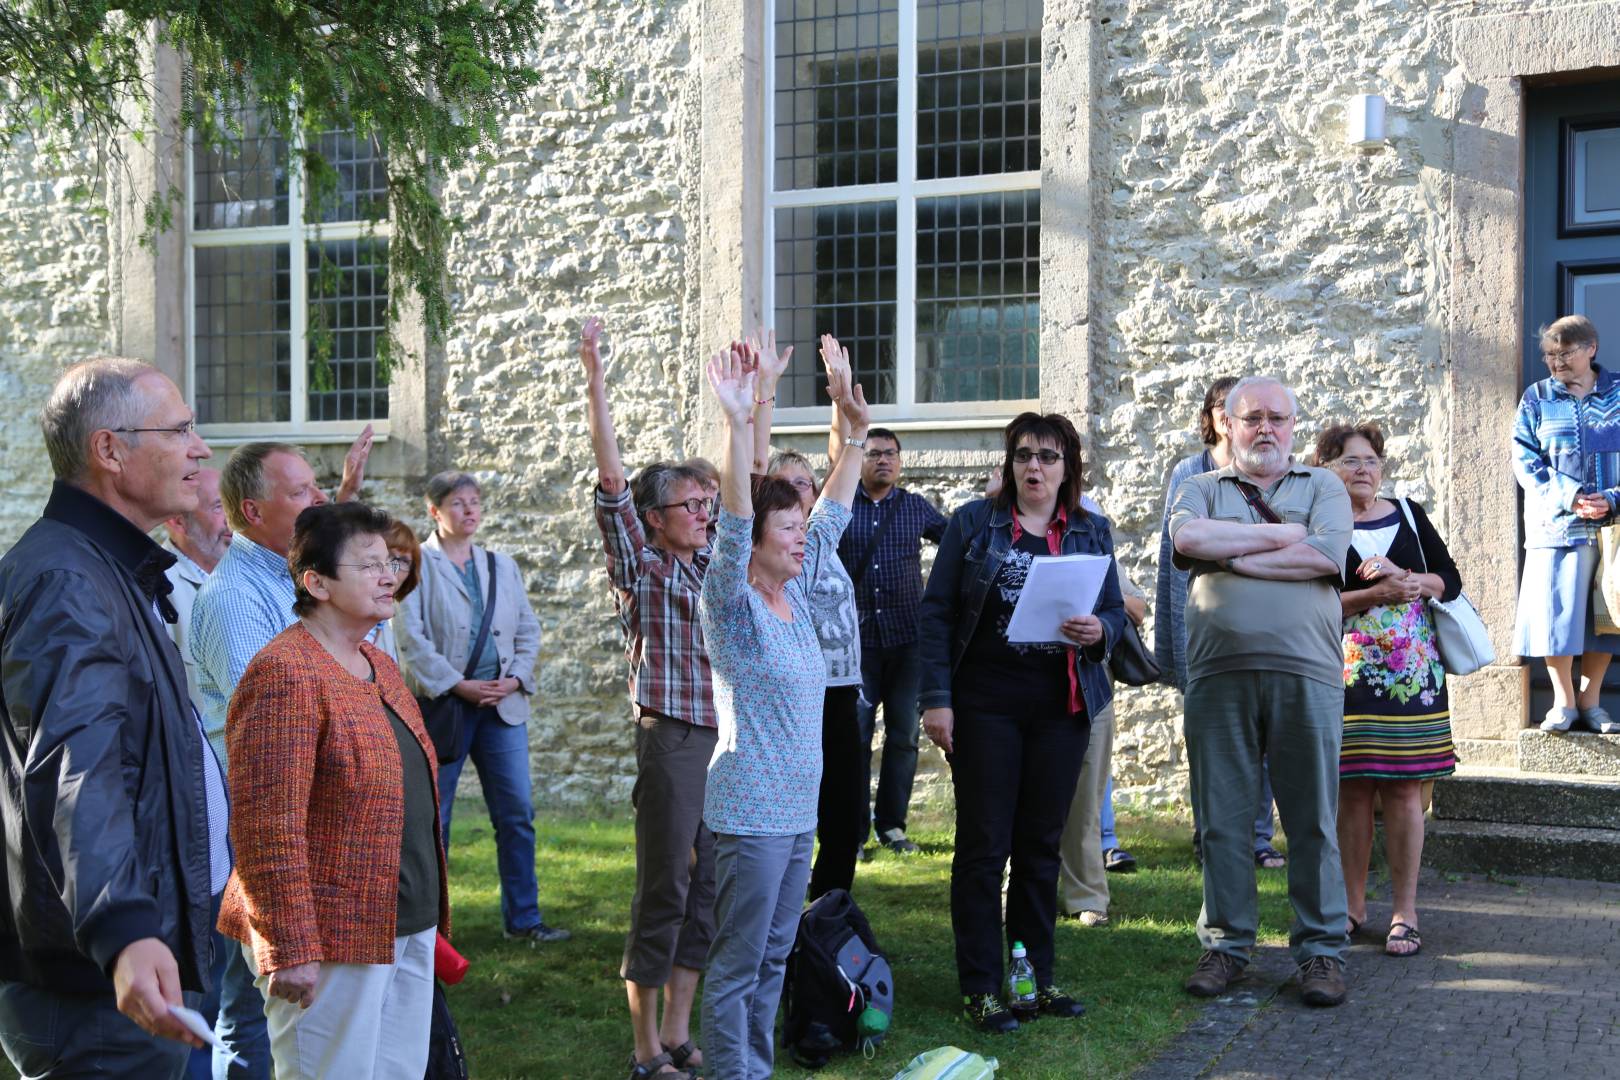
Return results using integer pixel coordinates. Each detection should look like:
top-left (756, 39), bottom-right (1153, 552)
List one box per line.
top-left (189, 109), bottom-right (390, 433)
top-left (768, 0), bottom-right (1042, 419)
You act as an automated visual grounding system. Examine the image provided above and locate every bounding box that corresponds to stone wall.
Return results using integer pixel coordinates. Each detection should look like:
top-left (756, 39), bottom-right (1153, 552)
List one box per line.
top-left (0, 0), bottom-right (1591, 811)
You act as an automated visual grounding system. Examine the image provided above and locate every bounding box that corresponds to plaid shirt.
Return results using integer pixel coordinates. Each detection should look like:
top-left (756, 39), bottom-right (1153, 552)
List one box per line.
top-left (837, 484), bottom-right (948, 649)
top-left (1513, 365), bottom-right (1620, 548)
top-left (593, 485), bottom-right (716, 729)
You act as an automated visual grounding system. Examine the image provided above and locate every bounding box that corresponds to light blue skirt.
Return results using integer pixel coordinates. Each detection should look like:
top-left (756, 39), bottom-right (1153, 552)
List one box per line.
top-left (1513, 544), bottom-right (1620, 658)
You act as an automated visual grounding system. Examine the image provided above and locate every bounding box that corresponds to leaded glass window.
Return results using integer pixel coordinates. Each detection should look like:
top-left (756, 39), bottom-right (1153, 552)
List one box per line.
top-left (769, 0), bottom-right (1042, 418)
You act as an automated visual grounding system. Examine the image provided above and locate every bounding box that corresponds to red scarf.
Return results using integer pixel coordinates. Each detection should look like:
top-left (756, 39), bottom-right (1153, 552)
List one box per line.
top-left (1010, 504), bottom-right (1085, 717)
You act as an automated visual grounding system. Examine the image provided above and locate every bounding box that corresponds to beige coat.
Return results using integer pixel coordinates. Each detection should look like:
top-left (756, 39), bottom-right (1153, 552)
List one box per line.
top-left (396, 533), bottom-right (542, 726)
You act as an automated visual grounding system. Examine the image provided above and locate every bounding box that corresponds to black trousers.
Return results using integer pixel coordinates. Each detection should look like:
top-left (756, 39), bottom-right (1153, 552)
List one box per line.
top-left (809, 686), bottom-right (865, 899)
top-left (948, 702), bottom-right (1090, 996)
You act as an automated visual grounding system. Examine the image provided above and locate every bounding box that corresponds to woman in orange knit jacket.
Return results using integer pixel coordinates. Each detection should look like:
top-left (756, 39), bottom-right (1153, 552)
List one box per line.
top-left (218, 502), bottom-right (449, 1080)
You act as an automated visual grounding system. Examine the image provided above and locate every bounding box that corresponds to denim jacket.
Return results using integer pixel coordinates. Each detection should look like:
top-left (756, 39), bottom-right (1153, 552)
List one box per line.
top-left (917, 497), bottom-right (1125, 719)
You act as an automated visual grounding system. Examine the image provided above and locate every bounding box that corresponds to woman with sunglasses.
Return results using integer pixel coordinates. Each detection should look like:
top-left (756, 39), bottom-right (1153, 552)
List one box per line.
top-left (918, 412), bottom-right (1125, 1033)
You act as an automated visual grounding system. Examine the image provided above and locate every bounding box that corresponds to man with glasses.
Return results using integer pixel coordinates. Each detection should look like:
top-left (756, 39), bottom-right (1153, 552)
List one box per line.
top-left (1169, 377), bottom-right (1353, 1008)
top-left (581, 318), bottom-right (717, 1078)
top-left (187, 432), bottom-right (371, 1078)
top-left (0, 359), bottom-right (222, 1076)
top-left (838, 428), bottom-right (948, 856)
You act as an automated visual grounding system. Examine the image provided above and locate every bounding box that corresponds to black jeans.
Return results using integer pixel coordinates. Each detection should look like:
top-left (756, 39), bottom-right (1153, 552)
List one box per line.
top-left (948, 703), bottom-right (1090, 996)
top-left (0, 980), bottom-right (194, 1079)
top-left (810, 686), bottom-right (864, 899)
top-left (858, 642), bottom-right (923, 838)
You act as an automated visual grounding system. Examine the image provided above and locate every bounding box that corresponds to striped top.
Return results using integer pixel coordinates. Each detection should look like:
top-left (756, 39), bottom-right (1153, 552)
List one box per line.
top-left (1512, 365), bottom-right (1620, 548)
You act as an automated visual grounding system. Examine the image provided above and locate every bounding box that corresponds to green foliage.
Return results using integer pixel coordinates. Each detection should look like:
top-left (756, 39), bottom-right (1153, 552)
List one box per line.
top-left (0, 0), bottom-right (549, 359)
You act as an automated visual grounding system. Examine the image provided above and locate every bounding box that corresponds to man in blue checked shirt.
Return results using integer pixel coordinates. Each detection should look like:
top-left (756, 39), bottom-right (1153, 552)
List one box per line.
top-left (187, 431), bottom-right (371, 1080)
top-left (837, 427), bottom-right (948, 855)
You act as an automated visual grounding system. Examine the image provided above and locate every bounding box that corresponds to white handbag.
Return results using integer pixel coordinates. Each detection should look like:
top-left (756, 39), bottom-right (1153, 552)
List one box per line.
top-left (1395, 498), bottom-right (1495, 677)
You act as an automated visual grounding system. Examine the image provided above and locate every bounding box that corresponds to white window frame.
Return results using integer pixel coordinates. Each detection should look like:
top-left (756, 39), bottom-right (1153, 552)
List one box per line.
top-left (186, 129), bottom-right (393, 441)
top-left (764, 0), bottom-right (1042, 426)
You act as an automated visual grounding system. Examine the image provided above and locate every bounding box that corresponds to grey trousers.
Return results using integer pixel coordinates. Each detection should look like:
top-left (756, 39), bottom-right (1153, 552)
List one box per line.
top-left (1185, 670), bottom-right (1349, 965)
top-left (1058, 702), bottom-right (1115, 915)
top-left (701, 830), bottom-right (814, 1080)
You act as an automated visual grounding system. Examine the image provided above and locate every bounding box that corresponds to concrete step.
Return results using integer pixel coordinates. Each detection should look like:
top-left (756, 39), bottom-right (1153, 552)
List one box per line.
top-left (1431, 770), bottom-right (1620, 830)
top-left (1454, 737), bottom-right (1516, 769)
top-left (1424, 818), bottom-right (1620, 884)
top-left (1517, 729), bottom-right (1620, 776)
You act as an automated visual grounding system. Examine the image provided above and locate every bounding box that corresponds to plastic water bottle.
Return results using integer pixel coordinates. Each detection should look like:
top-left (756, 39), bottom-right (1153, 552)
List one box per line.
top-left (1006, 941), bottom-right (1037, 1017)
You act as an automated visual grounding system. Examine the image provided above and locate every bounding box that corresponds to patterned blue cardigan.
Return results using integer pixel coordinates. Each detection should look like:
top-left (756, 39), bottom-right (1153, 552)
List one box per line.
top-left (1513, 365), bottom-right (1620, 549)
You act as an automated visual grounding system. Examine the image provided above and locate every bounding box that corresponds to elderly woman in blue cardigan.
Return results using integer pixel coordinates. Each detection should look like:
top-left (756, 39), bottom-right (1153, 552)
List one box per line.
top-left (1513, 314), bottom-right (1620, 734)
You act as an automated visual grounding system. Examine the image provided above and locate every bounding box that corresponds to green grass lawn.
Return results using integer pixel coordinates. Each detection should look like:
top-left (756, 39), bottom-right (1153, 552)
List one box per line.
top-left (445, 807), bottom-right (1299, 1080)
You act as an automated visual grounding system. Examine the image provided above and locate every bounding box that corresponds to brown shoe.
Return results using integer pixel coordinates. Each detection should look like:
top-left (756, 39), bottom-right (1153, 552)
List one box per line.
top-left (1298, 955), bottom-right (1347, 1006)
top-left (1183, 950), bottom-right (1246, 997)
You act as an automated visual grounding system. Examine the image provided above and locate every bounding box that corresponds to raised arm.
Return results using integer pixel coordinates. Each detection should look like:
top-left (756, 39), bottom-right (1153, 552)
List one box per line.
top-left (817, 334), bottom-right (870, 509)
top-left (707, 344), bottom-right (758, 517)
top-left (581, 317), bottom-right (628, 496)
top-left (749, 330), bottom-right (793, 475)
top-left (335, 423), bottom-right (374, 503)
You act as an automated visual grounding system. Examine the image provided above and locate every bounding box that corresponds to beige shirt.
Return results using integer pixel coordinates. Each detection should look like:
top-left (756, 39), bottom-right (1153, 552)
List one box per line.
top-left (1168, 461), bottom-right (1351, 687)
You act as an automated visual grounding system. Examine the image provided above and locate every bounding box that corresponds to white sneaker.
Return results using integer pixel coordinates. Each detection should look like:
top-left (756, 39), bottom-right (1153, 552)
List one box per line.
top-left (1541, 707), bottom-right (1578, 732)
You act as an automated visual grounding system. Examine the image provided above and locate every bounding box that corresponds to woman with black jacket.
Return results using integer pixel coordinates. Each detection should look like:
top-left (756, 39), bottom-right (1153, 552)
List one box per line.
top-left (918, 412), bottom-right (1126, 1034)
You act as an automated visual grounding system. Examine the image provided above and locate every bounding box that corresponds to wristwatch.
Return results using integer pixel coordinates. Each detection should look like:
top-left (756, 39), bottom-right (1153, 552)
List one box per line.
top-left (844, 436), bottom-right (866, 449)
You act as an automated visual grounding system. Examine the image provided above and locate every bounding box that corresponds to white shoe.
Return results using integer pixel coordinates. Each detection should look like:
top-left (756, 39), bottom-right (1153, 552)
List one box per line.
top-left (1580, 706), bottom-right (1620, 734)
top-left (1076, 910), bottom-right (1109, 927)
top-left (1541, 707), bottom-right (1578, 732)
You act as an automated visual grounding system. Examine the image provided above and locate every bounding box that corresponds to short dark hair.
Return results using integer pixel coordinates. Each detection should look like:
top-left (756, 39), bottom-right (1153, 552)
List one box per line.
top-left (384, 518), bottom-right (423, 602)
top-left (750, 476), bottom-right (804, 545)
top-left (425, 470), bottom-right (480, 506)
top-left (1199, 376), bottom-right (1240, 446)
top-left (865, 427), bottom-right (901, 450)
top-left (994, 412), bottom-right (1086, 516)
top-left (632, 461), bottom-right (707, 533)
top-left (1312, 421), bottom-right (1386, 467)
top-left (287, 502), bottom-right (395, 616)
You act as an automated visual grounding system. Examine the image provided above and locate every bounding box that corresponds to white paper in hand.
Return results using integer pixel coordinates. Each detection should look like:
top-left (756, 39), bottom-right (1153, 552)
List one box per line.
top-left (1005, 552), bottom-right (1112, 644)
top-left (169, 1003), bottom-right (249, 1067)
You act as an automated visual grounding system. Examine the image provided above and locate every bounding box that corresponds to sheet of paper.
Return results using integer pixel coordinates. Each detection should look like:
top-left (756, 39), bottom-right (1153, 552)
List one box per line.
top-left (1005, 552), bottom-right (1112, 644)
top-left (169, 1004), bottom-right (249, 1067)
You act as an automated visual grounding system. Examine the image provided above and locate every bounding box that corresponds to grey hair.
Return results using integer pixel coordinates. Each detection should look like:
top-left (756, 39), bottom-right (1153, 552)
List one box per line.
top-left (1224, 376), bottom-right (1300, 419)
top-left (425, 470), bottom-right (481, 506)
top-left (631, 461), bottom-right (706, 531)
top-left (220, 442), bottom-right (302, 532)
top-left (41, 356), bottom-right (161, 482)
top-left (1540, 314), bottom-right (1598, 351)
top-left (767, 449), bottom-right (819, 492)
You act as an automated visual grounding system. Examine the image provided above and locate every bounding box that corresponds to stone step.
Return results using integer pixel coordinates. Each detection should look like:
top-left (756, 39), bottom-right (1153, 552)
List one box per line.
top-left (1454, 737), bottom-right (1516, 769)
top-left (1517, 729), bottom-right (1620, 776)
top-left (1430, 771), bottom-right (1620, 830)
top-left (1423, 818), bottom-right (1620, 884)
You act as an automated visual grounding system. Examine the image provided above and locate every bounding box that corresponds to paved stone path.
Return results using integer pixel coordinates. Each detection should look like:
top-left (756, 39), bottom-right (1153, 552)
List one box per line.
top-left (1135, 868), bottom-right (1620, 1079)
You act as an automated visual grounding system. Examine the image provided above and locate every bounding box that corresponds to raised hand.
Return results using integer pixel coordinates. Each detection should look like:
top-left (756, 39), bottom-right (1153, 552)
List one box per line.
top-left (819, 335), bottom-right (869, 437)
top-left (337, 423), bottom-right (375, 502)
top-left (706, 344), bottom-right (758, 427)
top-left (751, 328), bottom-right (794, 396)
top-left (580, 317), bottom-right (606, 388)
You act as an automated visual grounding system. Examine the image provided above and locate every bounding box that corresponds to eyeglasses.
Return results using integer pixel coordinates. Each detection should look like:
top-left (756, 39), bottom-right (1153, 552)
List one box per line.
top-left (864, 448), bottom-right (900, 461)
top-left (1544, 347), bottom-right (1591, 363)
top-left (1012, 448), bottom-right (1064, 465)
top-left (335, 557), bottom-right (410, 578)
top-left (783, 477), bottom-right (815, 492)
top-left (658, 497), bottom-right (715, 516)
top-left (1233, 413), bottom-right (1294, 430)
top-left (111, 419), bottom-right (197, 439)
top-left (1332, 456), bottom-right (1382, 471)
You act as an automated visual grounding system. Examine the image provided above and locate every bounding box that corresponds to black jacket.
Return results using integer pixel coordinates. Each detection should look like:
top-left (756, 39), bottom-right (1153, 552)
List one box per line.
top-left (0, 483), bottom-right (213, 994)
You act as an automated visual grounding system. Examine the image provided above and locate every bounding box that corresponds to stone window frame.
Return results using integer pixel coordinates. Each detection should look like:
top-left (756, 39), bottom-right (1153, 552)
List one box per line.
top-left (697, 0), bottom-right (1096, 445)
top-left (1448, 1), bottom-right (1620, 738)
top-left (113, 37), bottom-right (428, 473)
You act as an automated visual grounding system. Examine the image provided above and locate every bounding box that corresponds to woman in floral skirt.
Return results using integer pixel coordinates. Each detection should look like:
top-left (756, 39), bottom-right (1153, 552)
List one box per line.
top-left (1317, 422), bottom-right (1460, 959)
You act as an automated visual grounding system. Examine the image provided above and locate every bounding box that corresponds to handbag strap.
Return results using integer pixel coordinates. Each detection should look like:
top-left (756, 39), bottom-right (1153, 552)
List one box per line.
top-left (849, 496), bottom-right (900, 590)
top-left (1393, 497), bottom-right (1428, 574)
top-left (1231, 480), bottom-right (1284, 525)
top-left (461, 550), bottom-right (499, 678)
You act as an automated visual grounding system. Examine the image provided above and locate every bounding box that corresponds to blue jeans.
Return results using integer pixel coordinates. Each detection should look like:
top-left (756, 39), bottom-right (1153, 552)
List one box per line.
top-left (185, 894), bottom-right (225, 1080)
top-left (1100, 777), bottom-right (1120, 851)
top-left (858, 642), bottom-right (923, 838)
top-left (437, 706), bottom-right (542, 933)
top-left (213, 933), bottom-right (270, 1079)
top-left (0, 981), bottom-right (194, 1079)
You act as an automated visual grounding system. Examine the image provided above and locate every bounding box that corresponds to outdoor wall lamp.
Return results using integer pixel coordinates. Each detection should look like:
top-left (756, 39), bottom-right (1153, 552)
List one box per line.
top-left (1347, 93), bottom-right (1388, 149)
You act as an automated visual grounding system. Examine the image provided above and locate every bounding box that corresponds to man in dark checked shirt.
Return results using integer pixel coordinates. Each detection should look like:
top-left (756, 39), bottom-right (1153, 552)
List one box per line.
top-left (837, 427), bottom-right (948, 855)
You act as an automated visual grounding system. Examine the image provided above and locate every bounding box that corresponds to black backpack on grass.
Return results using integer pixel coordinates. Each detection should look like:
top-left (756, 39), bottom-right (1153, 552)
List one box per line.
top-left (781, 889), bottom-right (894, 1069)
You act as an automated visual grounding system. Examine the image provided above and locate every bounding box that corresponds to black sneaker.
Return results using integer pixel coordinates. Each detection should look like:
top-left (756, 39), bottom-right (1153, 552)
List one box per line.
top-left (963, 993), bottom-right (1019, 1034)
top-left (1036, 984), bottom-right (1086, 1018)
top-left (1183, 949), bottom-right (1246, 997)
top-left (879, 828), bottom-right (920, 854)
top-left (504, 920), bottom-right (572, 944)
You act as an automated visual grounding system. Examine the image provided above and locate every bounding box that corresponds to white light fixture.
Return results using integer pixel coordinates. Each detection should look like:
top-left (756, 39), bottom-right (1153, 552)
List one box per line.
top-left (1347, 93), bottom-right (1387, 148)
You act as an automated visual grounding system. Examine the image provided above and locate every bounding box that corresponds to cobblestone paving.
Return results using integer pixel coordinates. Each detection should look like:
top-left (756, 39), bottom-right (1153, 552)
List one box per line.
top-left (1135, 869), bottom-right (1620, 1079)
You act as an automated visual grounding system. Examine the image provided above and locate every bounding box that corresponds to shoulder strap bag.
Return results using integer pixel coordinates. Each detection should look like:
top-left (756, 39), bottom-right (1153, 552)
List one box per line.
top-left (1395, 498), bottom-right (1494, 677)
top-left (848, 496), bottom-right (901, 590)
top-left (417, 550), bottom-right (499, 763)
